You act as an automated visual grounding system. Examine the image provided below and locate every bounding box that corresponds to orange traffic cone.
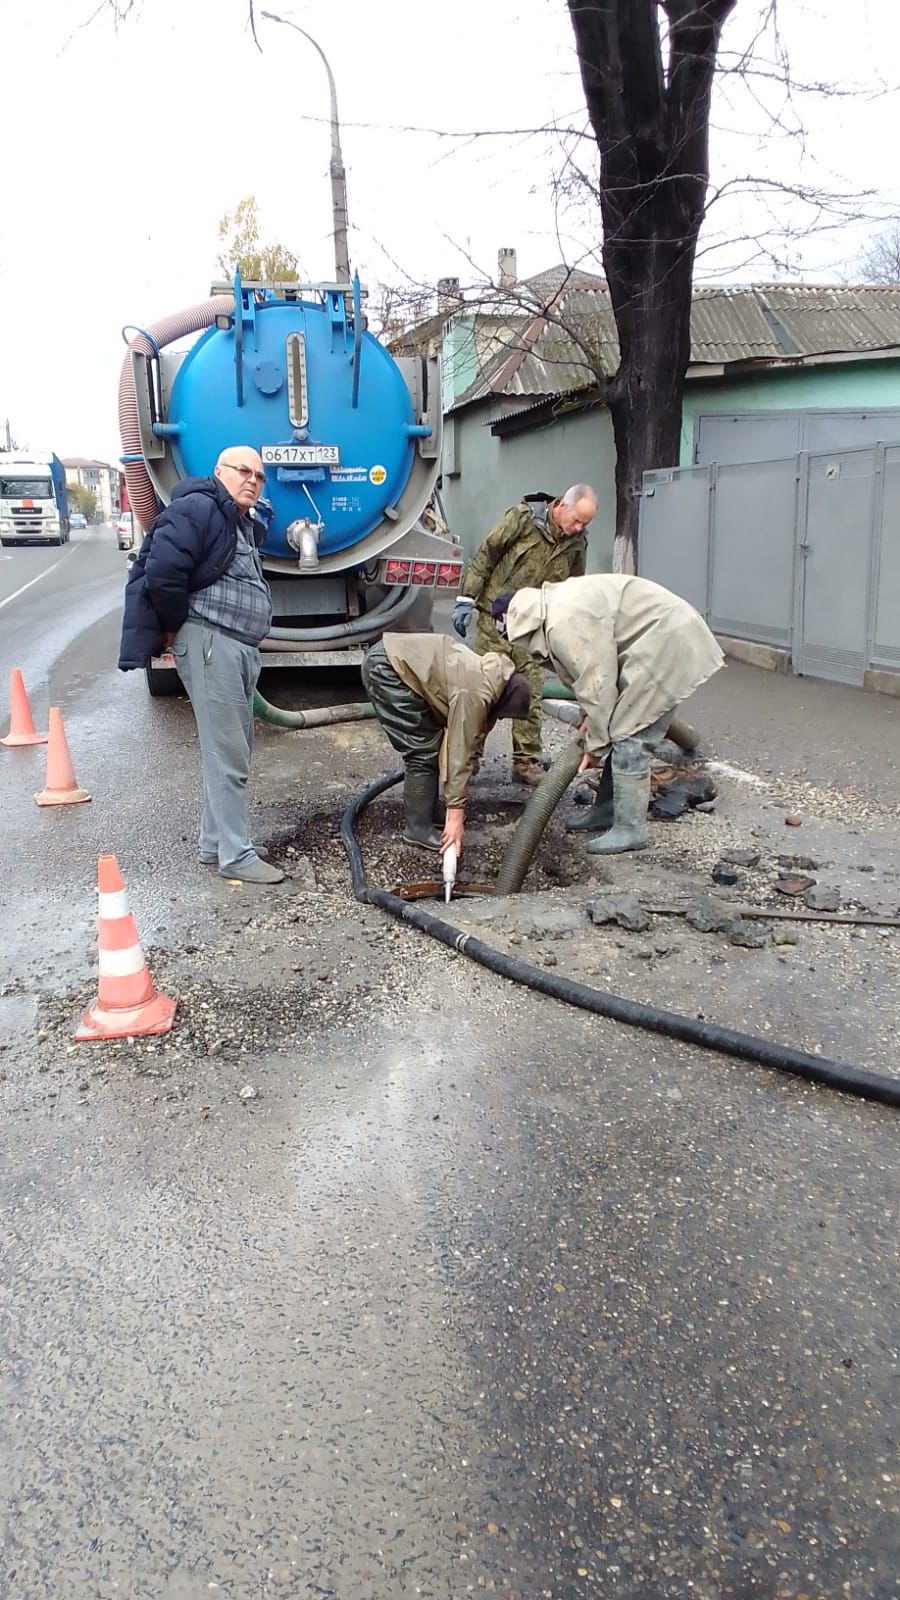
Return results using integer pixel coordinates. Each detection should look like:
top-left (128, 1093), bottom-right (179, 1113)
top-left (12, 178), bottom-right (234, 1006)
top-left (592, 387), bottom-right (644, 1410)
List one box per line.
top-left (76, 855), bottom-right (176, 1041)
top-left (34, 708), bottom-right (91, 806)
top-left (1, 669), bottom-right (47, 746)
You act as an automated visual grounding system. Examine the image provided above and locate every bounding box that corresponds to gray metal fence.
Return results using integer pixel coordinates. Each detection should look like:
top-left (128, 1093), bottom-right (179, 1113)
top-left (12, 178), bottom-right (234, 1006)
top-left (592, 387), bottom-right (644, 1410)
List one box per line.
top-left (639, 443), bottom-right (900, 689)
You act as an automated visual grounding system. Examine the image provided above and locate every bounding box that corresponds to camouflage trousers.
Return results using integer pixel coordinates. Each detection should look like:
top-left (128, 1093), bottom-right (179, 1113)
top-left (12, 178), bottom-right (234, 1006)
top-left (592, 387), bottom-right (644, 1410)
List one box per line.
top-left (474, 612), bottom-right (543, 761)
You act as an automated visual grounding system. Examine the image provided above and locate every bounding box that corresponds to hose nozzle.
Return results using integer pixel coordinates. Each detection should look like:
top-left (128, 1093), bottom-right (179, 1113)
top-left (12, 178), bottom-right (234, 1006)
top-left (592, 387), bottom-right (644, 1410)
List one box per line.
top-left (442, 842), bottom-right (459, 905)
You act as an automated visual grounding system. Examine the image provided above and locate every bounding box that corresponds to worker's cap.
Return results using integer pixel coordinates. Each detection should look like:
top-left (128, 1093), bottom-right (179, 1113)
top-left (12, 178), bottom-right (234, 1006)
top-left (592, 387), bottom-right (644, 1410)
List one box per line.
top-left (494, 672), bottom-right (531, 721)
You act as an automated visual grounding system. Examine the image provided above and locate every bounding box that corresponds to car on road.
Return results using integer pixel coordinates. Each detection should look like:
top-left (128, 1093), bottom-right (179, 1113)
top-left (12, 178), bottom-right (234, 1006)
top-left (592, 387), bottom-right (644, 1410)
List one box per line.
top-left (69, 512), bottom-right (87, 530)
top-left (116, 510), bottom-right (135, 550)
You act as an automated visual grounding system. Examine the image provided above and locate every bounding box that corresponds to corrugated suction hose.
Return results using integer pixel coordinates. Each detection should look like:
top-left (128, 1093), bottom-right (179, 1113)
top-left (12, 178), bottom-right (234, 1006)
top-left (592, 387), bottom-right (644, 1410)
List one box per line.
top-left (494, 740), bottom-right (583, 896)
top-left (118, 296), bottom-right (235, 532)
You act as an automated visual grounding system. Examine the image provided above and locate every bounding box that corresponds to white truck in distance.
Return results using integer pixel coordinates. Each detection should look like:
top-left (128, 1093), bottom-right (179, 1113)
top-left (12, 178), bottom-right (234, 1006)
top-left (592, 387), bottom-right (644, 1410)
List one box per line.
top-left (0, 453), bottom-right (70, 546)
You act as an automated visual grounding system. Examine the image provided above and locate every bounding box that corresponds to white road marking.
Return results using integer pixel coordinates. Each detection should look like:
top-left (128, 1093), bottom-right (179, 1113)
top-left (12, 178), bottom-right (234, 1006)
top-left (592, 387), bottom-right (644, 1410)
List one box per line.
top-left (0, 535), bottom-right (88, 612)
top-left (707, 759), bottom-right (769, 789)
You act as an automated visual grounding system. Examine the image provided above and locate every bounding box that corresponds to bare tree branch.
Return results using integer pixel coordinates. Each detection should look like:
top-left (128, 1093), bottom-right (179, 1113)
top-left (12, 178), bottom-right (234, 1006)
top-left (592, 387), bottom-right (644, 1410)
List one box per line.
top-left (58, 0), bottom-right (138, 54)
top-left (856, 220), bottom-right (900, 285)
top-left (247, 0), bottom-right (263, 53)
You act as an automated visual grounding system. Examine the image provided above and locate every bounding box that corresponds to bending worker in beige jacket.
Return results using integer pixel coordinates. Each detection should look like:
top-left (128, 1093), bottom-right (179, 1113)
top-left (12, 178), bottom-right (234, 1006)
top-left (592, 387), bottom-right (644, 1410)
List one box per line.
top-left (492, 575), bottom-right (724, 855)
top-left (361, 635), bottom-right (531, 856)
top-left (451, 486), bottom-right (596, 786)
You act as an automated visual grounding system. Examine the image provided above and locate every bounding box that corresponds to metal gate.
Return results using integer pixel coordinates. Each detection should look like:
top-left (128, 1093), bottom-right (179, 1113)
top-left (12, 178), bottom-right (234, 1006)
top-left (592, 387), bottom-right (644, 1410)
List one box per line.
top-left (639, 443), bottom-right (900, 689)
top-left (692, 407), bottom-right (900, 466)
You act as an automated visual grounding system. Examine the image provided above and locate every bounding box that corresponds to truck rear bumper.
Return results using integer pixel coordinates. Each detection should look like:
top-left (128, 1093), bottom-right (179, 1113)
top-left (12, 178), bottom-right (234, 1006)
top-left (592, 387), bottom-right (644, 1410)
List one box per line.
top-left (257, 647), bottom-right (366, 668)
top-left (150, 646), bottom-right (366, 671)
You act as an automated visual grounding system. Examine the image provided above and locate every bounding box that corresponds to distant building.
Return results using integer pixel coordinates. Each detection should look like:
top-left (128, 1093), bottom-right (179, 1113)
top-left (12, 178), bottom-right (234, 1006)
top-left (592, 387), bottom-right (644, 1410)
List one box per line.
top-left (62, 458), bottom-right (121, 521)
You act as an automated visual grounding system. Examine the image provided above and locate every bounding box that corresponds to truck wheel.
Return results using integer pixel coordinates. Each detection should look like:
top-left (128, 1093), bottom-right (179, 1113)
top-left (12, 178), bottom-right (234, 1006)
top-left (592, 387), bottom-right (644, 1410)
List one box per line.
top-left (145, 663), bottom-right (182, 697)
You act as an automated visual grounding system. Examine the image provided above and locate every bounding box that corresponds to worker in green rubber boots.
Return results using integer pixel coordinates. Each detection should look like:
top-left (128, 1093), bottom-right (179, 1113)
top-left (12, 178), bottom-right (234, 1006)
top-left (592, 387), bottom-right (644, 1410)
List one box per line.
top-left (451, 486), bottom-right (597, 787)
top-left (362, 634), bottom-right (531, 858)
top-left (491, 575), bottom-right (724, 854)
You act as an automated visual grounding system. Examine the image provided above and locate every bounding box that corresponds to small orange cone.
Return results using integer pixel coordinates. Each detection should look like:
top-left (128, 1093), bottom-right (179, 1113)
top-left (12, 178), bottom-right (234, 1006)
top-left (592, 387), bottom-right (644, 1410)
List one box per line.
top-left (34, 707), bottom-right (91, 806)
top-left (1, 669), bottom-right (48, 746)
top-left (76, 855), bottom-right (176, 1041)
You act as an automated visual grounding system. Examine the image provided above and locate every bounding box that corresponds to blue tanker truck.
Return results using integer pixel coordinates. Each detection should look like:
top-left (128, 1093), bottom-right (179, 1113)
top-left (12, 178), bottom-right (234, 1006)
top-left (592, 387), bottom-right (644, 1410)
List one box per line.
top-left (119, 272), bottom-right (459, 695)
top-left (118, 37), bottom-right (465, 694)
top-left (118, 90), bottom-right (462, 701)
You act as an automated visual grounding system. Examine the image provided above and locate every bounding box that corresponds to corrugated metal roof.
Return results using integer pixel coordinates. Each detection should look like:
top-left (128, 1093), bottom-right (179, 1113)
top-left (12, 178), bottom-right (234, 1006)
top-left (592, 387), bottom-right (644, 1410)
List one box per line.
top-left (520, 264), bottom-right (607, 298)
top-left (759, 283), bottom-right (900, 356)
top-left (689, 289), bottom-right (782, 360)
top-left (449, 282), bottom-right (900, 413)
top-left (503, 325), bottom-right (599, 397)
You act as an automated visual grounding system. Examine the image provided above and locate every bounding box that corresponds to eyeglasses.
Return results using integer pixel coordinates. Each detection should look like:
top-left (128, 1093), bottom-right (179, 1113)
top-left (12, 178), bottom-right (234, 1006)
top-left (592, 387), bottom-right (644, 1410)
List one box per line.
top-left (221, 462), bottom-right (266, 485)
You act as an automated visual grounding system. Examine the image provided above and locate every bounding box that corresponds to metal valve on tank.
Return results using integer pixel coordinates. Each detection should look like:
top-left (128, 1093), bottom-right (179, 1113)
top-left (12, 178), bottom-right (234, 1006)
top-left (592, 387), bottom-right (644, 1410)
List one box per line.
top-left (286, 518), bottom-right (323, 570)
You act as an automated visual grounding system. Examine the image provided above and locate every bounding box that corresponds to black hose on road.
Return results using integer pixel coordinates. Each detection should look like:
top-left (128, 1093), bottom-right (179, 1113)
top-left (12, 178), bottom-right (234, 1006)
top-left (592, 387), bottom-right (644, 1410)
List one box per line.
top-left (340, 770), bottom-right (900, 1108)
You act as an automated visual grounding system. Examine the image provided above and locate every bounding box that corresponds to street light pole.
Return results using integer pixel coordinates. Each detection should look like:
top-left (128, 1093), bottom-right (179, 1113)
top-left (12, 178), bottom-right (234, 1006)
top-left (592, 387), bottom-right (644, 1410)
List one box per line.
top-left (261, 13), bottom-right (350, 283)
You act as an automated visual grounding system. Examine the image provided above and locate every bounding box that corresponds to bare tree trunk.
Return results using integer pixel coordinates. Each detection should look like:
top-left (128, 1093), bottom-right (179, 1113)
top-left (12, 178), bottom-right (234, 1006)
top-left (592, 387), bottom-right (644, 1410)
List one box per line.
top-left (568, 0), bottom-right (736, 568)
top-left (607, 242), bottom-right (694, 571)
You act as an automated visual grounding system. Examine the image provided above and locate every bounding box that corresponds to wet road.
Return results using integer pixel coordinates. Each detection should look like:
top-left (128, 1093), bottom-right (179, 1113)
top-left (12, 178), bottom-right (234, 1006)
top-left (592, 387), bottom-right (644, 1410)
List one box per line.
top-left (1, 534), bottom-right (898, 1599)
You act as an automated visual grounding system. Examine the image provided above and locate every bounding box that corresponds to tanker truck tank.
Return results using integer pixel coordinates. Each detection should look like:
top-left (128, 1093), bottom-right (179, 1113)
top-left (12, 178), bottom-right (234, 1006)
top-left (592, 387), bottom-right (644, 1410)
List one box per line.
top-left (119, 273), bottom-right (462, 695)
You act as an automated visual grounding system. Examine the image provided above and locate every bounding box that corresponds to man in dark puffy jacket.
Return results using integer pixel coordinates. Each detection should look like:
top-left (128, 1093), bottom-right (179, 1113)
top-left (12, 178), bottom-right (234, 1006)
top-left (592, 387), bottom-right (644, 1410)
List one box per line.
top-left (118, 446), bottom-right (283, 884)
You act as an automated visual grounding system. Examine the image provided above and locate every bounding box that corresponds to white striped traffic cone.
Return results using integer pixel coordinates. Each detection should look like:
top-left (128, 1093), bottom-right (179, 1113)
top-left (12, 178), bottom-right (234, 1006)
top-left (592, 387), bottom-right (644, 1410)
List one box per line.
top-left (75, 855), bottom-right (176, 1041)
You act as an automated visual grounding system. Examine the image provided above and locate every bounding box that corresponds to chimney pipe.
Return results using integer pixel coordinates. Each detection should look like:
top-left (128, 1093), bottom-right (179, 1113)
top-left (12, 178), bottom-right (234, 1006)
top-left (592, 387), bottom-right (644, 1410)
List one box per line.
top-left (498, 247), bottom-right (517, 288)
top-left (437, 276), bottom-right (461, 313)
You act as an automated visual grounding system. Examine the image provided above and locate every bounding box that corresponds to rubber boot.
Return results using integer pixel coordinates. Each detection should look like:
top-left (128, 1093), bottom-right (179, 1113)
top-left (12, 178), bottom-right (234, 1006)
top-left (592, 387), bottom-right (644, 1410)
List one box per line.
top-left (586, 752), bottom-right (651, 855)
top-left (566, 760), bottom-right (613, 832)
top-left (402, 768), bottom-right (442, 851)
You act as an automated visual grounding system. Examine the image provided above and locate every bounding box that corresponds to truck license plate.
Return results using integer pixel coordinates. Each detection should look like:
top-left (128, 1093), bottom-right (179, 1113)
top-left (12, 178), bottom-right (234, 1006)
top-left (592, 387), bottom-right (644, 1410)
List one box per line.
top-left (261, 444), bottom-right (340, 466)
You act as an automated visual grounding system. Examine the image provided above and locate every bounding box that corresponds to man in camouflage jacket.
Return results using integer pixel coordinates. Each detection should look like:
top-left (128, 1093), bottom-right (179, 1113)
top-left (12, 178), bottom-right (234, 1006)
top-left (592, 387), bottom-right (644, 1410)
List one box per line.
top-left (451, 485), bottom-right (597, 783)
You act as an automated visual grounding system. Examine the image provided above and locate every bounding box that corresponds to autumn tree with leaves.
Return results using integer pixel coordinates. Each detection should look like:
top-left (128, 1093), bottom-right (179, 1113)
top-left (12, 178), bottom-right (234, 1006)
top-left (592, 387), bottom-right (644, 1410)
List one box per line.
top-left (68, 484), bottom-right (98, 521)
top-left (217, 196), bottom-right (300, 284)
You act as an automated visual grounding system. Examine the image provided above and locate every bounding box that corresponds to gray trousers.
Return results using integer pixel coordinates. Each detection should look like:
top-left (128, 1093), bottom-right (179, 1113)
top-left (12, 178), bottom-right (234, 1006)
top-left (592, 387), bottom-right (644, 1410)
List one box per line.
top-left (171, 620), bottom-right (261, 869)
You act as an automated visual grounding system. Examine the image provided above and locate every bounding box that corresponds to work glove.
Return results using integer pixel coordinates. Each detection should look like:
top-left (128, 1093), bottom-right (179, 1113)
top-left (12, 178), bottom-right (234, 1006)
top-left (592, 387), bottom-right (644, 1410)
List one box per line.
top-left (451, 596), bottom-right (476, 641)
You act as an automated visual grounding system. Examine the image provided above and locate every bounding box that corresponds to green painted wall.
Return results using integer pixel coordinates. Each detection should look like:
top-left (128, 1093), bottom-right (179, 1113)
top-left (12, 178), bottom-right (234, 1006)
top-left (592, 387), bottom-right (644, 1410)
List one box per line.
top-left (441, 317), bottom-right (479, 412)
top-left (443, 356), bottom-right (900, 567)
top-left (680, 358), bottom-right (900, 463)
top-left (442, 403), bottom-right (616, 573)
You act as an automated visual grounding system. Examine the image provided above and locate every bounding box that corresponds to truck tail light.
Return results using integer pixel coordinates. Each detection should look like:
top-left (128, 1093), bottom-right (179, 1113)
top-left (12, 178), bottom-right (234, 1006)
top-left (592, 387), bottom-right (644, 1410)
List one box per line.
top-left (380, 557), bottom-right (464, 588)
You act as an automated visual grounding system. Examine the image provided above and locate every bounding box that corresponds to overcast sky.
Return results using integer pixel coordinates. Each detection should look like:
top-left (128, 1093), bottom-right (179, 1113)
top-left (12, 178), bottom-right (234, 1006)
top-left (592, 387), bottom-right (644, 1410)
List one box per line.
top-left (1, 0), bottom-right (897, 463)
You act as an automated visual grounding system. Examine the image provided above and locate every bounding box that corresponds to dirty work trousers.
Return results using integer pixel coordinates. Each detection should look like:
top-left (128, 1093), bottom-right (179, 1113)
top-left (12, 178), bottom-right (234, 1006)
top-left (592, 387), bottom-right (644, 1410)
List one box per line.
top-left (361, 641), bottom-right (443, 775)
top-left (474, 612), bottom-right (543, 761)
top-left (612, 710), bottom-right (673, 769)
top-left (171, 620), bottom-right (261, 871)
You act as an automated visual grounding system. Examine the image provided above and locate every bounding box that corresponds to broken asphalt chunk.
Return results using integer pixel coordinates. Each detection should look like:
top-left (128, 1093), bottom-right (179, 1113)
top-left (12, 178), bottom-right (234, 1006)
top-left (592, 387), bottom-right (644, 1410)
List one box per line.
top-left (587, 892), bottom-right (651, 934)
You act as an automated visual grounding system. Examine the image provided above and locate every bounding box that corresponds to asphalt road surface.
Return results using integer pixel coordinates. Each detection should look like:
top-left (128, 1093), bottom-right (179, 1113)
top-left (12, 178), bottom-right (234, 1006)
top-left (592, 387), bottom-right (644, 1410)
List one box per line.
top-left (0, 528), bottom-right (897, 1600)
